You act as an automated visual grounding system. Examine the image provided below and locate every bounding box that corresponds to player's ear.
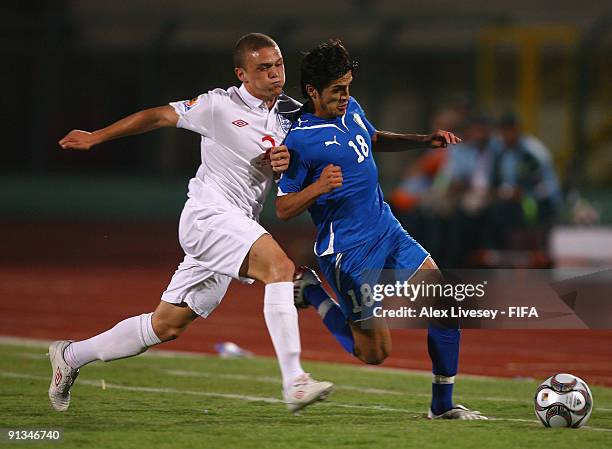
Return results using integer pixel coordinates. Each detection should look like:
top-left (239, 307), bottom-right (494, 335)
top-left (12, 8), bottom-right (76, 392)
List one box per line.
top-left (306, 85), bottom-right (317, 101)
top-left (235, 67), bottom-right (247, 83)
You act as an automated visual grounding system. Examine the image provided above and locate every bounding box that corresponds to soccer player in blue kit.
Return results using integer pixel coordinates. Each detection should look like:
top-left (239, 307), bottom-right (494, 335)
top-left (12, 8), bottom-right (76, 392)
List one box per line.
top-left (276, 40), bottom-right (487, 420)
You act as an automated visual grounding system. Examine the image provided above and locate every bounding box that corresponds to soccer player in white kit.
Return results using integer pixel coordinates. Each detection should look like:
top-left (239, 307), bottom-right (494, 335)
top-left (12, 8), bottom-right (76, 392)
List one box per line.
top-left (50, 33), bottom-right (333, 414)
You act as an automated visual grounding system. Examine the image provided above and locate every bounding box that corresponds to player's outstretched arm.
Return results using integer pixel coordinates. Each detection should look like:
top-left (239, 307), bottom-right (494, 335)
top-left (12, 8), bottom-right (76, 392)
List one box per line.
top-left (372, 130), bottom-right (461, 152)
top-left (276, 164), bottom-right (342, 220)
top-left (58, 105), bottom-right (179, 151)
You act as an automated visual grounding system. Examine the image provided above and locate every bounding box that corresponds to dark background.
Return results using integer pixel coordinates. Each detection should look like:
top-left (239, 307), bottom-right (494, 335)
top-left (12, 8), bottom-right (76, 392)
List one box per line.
top-left (2, 1), bottom-right (611, 226)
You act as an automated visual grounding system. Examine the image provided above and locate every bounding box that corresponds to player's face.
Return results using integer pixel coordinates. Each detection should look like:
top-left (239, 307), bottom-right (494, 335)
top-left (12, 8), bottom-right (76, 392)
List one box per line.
top-left (235, 46), bottom-right (285, 102)
top-left (310, 71), bottom-right (352, 119)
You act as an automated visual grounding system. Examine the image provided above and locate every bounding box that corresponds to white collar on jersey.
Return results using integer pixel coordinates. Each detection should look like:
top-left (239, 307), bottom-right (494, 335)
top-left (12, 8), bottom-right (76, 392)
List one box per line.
top-left (238, 84), bottom-right (277, 112)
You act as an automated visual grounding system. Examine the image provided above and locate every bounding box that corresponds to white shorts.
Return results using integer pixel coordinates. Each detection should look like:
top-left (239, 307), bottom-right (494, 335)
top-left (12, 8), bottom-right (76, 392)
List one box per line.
top-left (161, 195), bottom-right (267, 317)
top-left (161, 257), bottom-right (232, 318)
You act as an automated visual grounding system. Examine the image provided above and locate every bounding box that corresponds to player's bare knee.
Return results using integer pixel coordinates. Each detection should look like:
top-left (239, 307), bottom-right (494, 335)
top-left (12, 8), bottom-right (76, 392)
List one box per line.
top-left (265, 256), bottom-right (295, 283)
top-left (152, 318), bottom-right (188, 342)
top-left (156, 325), bottom-right (185, 342)
top-left (152, 302), bottom-right (197, 342)
top-left (359, 352), bottom-right (387, 365)
top-left (355, 347), bottom-right (389, 365)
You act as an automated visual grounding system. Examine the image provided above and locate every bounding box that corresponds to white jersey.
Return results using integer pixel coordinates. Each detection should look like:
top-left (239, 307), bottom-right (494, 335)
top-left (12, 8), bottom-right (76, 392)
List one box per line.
top-left (170, 84), bottom-right (300, 219)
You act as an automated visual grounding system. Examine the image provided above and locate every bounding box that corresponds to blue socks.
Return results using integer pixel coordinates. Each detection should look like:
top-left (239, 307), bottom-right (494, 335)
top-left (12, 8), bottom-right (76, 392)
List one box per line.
top-left (303, 285), bottom-right (355, 354)
top-left (427, 323), bottom-right (461, 415)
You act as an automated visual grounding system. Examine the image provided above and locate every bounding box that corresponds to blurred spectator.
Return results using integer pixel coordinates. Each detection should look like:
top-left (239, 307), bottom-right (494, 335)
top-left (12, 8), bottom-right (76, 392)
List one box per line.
top-left (435, 112), bottom-right (500, 267)
top-left (488, 113), bottom-right (562, 258)
top-left (389, 103), bottom-right (469, 216)
top-left (390, 149), bottom-right (447, 213)
top-left (388, 148), bottom-right (448, 260)
top-left (388, 104), bottom-right (468, 262)
top-left (390, 109), bottom-right (563, 269)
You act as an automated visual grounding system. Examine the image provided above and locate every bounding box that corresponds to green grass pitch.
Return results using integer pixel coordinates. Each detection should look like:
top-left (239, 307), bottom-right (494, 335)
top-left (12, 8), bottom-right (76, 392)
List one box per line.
top-left (1, 341), bottom-right (611, 449)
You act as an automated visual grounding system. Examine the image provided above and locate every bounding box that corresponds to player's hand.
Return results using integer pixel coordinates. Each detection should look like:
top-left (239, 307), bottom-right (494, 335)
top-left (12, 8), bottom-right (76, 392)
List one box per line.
top-left (270, 145), bottom-right (290, 173)
top-left (58, 130), bottom-right (99, 151)
top-left (317, 164), bottom-right (343, 194)
top-left (427, 130), bottom-right (461, 148)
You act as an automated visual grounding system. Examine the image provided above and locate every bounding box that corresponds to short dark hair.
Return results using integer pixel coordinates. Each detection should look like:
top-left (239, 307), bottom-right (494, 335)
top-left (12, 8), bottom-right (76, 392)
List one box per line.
top-left (300, 39), bottom-right (357, 98)
top-left (233, 33), bottom-right (279, 68)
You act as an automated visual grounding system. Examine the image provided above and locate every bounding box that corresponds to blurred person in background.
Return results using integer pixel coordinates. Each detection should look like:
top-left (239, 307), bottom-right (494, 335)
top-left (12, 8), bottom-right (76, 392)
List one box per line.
top-left (435, 113), bottom-right (500, 267)
top-left (488, 112), bottom-right (562, 264)
top-left (388, 148), bottom-right (447, 243)
top-left (388, 104), bottom-right (468, 264)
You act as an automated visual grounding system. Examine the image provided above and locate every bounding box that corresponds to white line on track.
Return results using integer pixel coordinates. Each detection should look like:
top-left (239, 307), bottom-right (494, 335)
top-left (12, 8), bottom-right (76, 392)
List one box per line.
top-left (2, 371), bottom-right (611, 432)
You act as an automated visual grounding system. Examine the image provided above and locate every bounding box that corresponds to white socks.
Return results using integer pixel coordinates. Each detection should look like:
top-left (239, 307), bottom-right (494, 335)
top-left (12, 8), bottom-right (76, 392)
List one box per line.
top-left (263, 282), bottom-right (305, 391)
top-left (63, 313), bottom-right (162, 369)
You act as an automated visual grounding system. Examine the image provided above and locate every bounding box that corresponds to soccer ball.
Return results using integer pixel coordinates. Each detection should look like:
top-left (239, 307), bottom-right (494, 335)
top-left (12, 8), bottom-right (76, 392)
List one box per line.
top-left (534, 373), bottom-right (593, 428)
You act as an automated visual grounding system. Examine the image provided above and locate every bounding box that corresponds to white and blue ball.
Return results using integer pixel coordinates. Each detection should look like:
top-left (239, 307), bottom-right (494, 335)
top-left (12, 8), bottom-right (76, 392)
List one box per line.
top-left (534, 373), bottom-right (593, 428)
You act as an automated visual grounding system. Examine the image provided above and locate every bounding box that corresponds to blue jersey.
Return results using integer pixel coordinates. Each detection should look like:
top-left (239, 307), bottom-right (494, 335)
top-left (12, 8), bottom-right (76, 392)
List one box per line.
top-left (278, 97), bottom-right (395, 256)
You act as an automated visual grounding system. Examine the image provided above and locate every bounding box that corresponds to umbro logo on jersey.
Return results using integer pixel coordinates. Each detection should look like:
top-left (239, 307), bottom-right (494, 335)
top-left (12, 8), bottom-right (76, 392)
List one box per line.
top-left (232, 119), bottom-right (249, 127)
top-left (297, 117), bottom-right (308, 126)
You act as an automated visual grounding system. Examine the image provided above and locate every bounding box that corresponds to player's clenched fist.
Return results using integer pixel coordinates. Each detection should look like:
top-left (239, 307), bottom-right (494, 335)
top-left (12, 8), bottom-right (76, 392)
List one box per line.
top-left (316, 164), bottom-right (343, 194)
top-left (58, 130), bottom-right (99, 151)
top-left (270, 145), bottom-right (290, 173)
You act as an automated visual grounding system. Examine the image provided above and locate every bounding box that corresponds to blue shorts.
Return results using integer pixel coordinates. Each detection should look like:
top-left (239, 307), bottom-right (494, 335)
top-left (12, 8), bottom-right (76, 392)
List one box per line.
top-left (317, 220), bottom-right (429, 322)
